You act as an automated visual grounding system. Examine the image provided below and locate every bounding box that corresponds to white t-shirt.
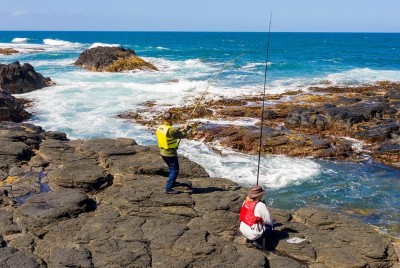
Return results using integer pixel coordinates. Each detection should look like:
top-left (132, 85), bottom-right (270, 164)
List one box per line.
top-left (239, 201), bottom-right (273, 240)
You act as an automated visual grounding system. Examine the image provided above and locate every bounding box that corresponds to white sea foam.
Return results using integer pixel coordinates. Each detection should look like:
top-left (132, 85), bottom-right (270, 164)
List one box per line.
top-left (11, 37), bottom-right (29, 43)
top-left (43, 39), bottom-right (81, 47)
top-left (0, 43), bottom-right (42, 54)
top-left (157, 46), bottom-right (169, 50)
top-left (0, 38), bottom-right (83, 54)
top-left (241, 62), bottom-right (270, 71)
top-left (89, 42), bottom-right (120, 49)
top-left (179, 140), bottom-right (320, 188)
top-left (27, 59), bottom-right (76, 67)
top-left (324, 68), bottom-right (400, 85)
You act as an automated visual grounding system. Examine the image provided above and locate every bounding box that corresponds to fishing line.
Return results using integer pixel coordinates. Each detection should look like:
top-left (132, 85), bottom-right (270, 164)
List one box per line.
top-left (177, 54), bottom-right (243, 147)
top-left (256, 13), bottom-right (272, 186)
top-left (186, 53), bottom-right (243, 126)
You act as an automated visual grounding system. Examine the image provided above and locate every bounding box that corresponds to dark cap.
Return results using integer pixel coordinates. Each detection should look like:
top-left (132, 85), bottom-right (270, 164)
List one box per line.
top-left (247, 185), bottom-right (266, 199)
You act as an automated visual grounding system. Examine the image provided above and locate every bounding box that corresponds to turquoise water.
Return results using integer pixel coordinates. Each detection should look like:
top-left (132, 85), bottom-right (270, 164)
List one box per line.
top-left (0, 31), bottom-right (399, 236)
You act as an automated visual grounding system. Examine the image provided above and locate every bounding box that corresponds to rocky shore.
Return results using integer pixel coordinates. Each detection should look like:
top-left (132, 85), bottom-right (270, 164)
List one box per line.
top-left (0, 120), bottom-right (399, 267)
top-left (1, 51), bottom-right (399, 267)
top-left (117, 81), bottom-right (400, 169)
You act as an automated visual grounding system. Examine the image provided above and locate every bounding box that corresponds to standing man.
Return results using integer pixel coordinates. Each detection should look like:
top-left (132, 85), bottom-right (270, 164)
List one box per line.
top-left (156, 112), bottom-right (189, 194)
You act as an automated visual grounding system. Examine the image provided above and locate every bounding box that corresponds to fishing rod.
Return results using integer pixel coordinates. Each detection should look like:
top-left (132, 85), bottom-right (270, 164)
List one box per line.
top-left (177, 54), bottom-right (243, 147)
top-left (256, 13), bottom-right (272, 186)
top-left (186, 53), bottom-right (243, 126)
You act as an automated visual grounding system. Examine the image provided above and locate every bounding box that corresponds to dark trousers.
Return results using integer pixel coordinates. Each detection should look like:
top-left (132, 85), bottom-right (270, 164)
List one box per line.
top-left (252, 224), bottom-right (274, 250)
top-left (162, 156), bottom-right (179, 190)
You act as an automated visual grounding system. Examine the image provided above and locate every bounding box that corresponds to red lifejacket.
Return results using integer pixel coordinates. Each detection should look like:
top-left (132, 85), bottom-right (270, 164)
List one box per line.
top-left (239, 201), bottom-right (264, 226)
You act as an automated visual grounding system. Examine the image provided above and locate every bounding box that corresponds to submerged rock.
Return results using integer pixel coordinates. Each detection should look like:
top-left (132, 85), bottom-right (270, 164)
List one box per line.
top-left (74, 46), bottom-right (158, 72)
top-left (0, 61), bottom-right (53, 94)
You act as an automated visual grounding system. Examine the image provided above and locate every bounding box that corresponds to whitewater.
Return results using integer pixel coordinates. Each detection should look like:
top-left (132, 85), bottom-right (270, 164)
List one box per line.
top-left (0, 32), bottom-right (399, 237)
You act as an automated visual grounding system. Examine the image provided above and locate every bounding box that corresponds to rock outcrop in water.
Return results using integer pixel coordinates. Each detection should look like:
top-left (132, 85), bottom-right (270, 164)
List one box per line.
top-left (117, 82), bottom-right (400, 169)
top-left (74, 46), bottom-right (158, 72)
top-left (0, 90), bottom-right (30, 122)
top-left (0, 61), bottom-right (53, 94)
top-left (0, 48), bottom-right (19, 55)
top-left (0, 121), bottom-right (399, 267)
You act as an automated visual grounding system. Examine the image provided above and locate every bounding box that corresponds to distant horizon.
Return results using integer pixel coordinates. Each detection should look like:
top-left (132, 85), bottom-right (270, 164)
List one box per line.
top-left (1, 30), bottom-right (399, 34)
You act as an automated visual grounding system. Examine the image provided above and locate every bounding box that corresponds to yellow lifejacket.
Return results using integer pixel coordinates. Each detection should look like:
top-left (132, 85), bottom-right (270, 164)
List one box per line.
top-left (156, 124), bottom-right (179, 149)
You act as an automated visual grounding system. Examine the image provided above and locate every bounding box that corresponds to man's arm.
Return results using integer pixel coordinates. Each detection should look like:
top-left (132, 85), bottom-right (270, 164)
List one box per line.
top-left (168, 127), bottom-right (188, 139)
top-left (255, 203), bottom-right (274, 226)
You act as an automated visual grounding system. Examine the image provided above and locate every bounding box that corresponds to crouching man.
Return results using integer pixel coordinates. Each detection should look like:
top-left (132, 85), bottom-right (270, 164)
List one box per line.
top-left (239, 185), bottom-right (274, 250)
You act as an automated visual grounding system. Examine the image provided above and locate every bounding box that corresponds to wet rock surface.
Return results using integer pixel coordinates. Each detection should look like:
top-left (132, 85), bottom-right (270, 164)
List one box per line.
top-left (0, 90), bottom-right (31, 122)
top-left (0, 48), bottom-right (19, 55)
top-left (117, 82), bottom-right (400, 168)
top-left (74, 46), bottom-right (158, 72)
top-left (0, 121), bottom-right (398, 267)
top-left (0, 61), bottom-right (53, 94)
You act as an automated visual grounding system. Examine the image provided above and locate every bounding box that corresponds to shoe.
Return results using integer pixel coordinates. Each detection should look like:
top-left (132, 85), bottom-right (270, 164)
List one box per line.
top-left (165, 189), bottom-right (179, 194)
top-left (251, 241), bottom-right (264, 250)
top-left (246, 239), bottom-right (265, 250)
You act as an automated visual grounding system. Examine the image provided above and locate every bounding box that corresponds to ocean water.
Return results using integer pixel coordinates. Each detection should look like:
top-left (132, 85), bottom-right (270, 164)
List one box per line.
top-left (0, 31), bottom-right (399, 236)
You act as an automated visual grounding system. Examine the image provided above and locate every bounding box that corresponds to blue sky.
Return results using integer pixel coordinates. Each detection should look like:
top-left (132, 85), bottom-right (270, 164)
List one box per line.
top-left (1, 0), bottom-right (399, 32)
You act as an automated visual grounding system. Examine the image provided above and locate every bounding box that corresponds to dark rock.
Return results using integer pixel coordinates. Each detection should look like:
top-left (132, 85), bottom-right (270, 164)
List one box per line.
top-left (285, 107), bottom-right (330, 130)
top-left (292, 207), bottom-right (398, 267)
top-left (74, 46), bottom-right (157, 72)
top-left (0, 61), bottom-right (52, 94)
top-left (0, 90), bottom-right (30, 122)
top-left (385, 88), bottom-right (400, 100)
top-left (337, 97), bottom-right (362, 105)
top-left (0, 140), bottom-right (33, 170)
top-left (0, 247), bottom-right (42, 268)
top-left (264, 109), bottom-right (278, 119)
top-left (267, 254), bottom-right (306, 268)
top-left (356, 121), bottom-right (399, 141)
top-left (14, 189), bottom-right (92, 236)
top-left (43, 131), bottom-right (68, 141)
top-left (322, 103), bottom-right (385, 127)
top-left (47, 247), bottom-right (93, 268)
top-left (0, 210), bottom-right (21, 236)
top-left (48, 160), bottom-right (112, 191)
top-left (374, 140), bottom-right (400, 168)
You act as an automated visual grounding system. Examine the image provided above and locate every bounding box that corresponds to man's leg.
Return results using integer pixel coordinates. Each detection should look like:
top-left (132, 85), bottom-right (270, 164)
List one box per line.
top-left (252, 224), bottom-right (274, 250)
top-left (162, 156), bottom-right (179, 190)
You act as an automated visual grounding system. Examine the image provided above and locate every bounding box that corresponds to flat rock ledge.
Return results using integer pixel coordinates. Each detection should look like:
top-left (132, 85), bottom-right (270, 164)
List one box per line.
top-left (74, 46), bottom-right (158, 72)
top-left (0, 121), bottom-right (398, 268)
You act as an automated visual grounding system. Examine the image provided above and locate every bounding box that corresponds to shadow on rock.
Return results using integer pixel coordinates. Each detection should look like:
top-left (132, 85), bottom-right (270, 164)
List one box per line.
top-left (191, 186), bottom-right (226, 194)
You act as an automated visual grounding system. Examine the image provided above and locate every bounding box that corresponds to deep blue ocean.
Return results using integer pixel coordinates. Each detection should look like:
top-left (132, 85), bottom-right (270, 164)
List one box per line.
top-left (1, 31), bottom-right (399, 236)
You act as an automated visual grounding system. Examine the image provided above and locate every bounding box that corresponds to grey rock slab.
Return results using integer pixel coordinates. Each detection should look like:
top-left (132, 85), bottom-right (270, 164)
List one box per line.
top-left (48, 160), bottom-right (112, 191)
top-left (14, 189), bottom-right (92, 236)
top-left (0, 247), bottom-right (42, 268)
